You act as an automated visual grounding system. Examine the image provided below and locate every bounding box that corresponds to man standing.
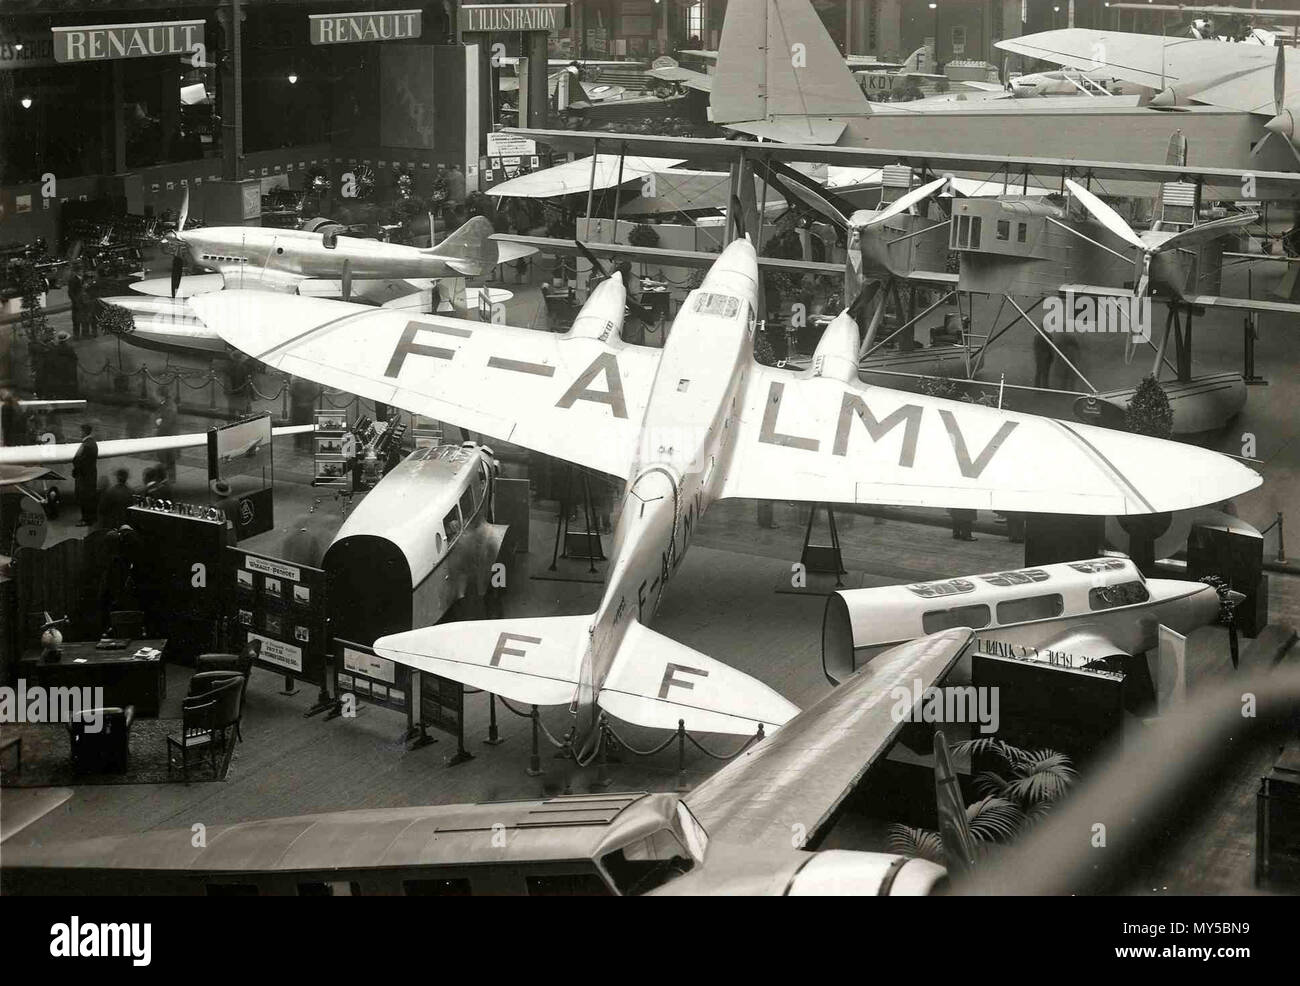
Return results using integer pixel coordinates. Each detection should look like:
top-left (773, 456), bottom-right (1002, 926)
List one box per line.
top-left (98, 468), bottom-right (134, 529)
top-left (67, 262), bottom-right (89, 339)
top-left (72, 423), bottom-right (98, 526)
top-left (155, 388), bottom-right (179, 481)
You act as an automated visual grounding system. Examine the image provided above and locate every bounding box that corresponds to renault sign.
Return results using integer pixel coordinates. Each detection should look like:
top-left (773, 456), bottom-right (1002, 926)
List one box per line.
top-left (52, 20), bottom-right (204, 63)
top-left (310, 9), bottom-right (422, 45)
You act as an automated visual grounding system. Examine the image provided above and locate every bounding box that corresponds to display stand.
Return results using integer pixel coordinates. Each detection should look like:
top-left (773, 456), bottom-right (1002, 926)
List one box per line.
top-left (800, 502), bottom-right (847, 587)
top-left (549, 466), bottom-right (604, 573)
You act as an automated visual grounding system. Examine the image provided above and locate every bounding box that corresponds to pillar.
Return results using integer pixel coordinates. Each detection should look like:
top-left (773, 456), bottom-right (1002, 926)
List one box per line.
top-left (217, 0), bottom-right (245, 181)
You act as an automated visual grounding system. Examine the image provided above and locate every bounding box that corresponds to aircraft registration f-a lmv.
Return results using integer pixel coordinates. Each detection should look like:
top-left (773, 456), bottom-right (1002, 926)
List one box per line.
top-left (191, 238), bottom-right (1260, 761)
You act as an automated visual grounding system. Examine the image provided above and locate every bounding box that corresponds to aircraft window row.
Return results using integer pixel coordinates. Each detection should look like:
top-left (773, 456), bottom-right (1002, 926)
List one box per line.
top-left (1069, 558), bottom-right (1127, 574)
top-left (952, 214), bottom-right (982, 250)
top-left (981, 569), bottom-right (1050, 587)
top-left (403, 877), bottom-right (472, 896)
top-left (525, 872), bottom-right (613, 896)
top-left (996, 593), bottom-right (1065, 624)
top-left (693, 292), bottom-right (740, 318)
top-left (994, 221), bottom-right (1030, 243)
top-left (907, 578), bottom-right (976, 599)
top-left (200, 254), bottom-right (248, 263)
top-left (1088, 581), bottom-right (1150, 611)
top-left (921, 603), bottom-right (991, 634)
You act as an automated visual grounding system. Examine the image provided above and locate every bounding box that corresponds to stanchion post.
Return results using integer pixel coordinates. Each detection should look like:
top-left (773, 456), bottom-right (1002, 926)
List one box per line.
top-left (676, 718), bottom-right (687, 792)
top-left (1277, 512), bottom-right (1286, 564)
top-left (526, 704), bottom-right (543, 776)
top-left (592, 721), bottom-right (612, 790)
top-left (484, 692), bottom-right (504, 745)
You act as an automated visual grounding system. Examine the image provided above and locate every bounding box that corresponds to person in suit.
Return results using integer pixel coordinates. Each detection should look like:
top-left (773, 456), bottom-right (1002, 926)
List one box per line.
top-left (72, 422), bottom-right (98, 526)
top-left (154, 388), bottom-right (179, 481)
top-left (98, 468), bottom-right (134, 529)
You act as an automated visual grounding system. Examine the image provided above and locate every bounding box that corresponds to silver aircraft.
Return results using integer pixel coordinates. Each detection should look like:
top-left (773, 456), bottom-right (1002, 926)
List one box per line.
top-left (190, 235), bottom-right (1259, 764)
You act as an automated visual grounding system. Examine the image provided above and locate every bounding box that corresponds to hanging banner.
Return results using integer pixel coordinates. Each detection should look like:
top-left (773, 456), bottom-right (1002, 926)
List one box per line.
top-left (459, 4), bottom-right (569, 33)
top-left (310, 9), bottom-right (423, 45)
top-left (52, 20), bottom-right (205, 64)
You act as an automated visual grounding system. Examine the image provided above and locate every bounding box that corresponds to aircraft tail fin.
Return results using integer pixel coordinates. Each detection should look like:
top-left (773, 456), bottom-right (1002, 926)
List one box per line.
top-left (902, 46), bottom-right (928, 74)
top-left (713, 0), bottom-right (870, 138)
top-left (424, 215), bottom-right (498, 276)
top-left (374, 614), bottom-right (590, 707)
top-left (599, 621), bottom-right (799, 737)
top-left (933, 730), bottom-right (978, 875)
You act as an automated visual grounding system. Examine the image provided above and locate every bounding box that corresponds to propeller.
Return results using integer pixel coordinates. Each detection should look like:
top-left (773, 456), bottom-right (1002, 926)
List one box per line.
top-left (170, 255), bottom-right (184, 298)
top-left (856, 175), bottom-right (951, 229)
top-left (1065, 178), bottom-right (1257, 298)
top-left (1251, 46), bottom-right (1300, 167)
top-left (730, 193), bottom-right (746, 239)
top-left (934, 730), bottom-right (978, 876)
top-left (177, 185), bottom-right (190, 235)
top-left (1200, 576), bottom-right (1245, 669)
top-left (575, 240), bottom-right (611, 280)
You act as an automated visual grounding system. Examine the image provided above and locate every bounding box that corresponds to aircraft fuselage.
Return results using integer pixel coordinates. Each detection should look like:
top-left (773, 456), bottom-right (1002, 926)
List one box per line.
top-left (180, 227), bottom-right (459, 281)
top-left (572, 240), bottom-right (759, 751)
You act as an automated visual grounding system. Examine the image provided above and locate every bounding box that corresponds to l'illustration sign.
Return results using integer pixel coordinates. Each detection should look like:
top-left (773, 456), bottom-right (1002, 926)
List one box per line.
top-left (458, 4), bottom-right (569, 33)
top-left (310, 9), bottom-right (422, 45)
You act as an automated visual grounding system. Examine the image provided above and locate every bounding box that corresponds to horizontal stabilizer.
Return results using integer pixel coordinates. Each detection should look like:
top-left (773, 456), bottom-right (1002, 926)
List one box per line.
top-left (374, 615), bottom-right (588, 707)
top-left (599, 622), bottom-right (799, 737)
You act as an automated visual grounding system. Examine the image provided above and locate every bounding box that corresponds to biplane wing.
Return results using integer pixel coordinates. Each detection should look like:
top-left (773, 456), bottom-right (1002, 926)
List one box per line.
top-left (718, 362), bottom-right (1261, 514)
top-left (0, 426), bottom-right (313, 468)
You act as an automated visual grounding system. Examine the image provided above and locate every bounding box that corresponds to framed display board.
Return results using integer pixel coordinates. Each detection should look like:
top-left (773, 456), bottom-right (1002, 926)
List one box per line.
top-left (207, 413), bottom-right (276, 539)
top-left (333, 637), bottom-right (411, 714)
top-left (228, 546), bottom-right (329, 691)
top-left (313, 408), bottom-right (351, 487)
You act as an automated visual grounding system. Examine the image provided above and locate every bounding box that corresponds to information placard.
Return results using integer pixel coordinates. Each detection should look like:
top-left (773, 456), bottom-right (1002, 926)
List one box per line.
top-left (229, 546), bottom-right (328, 688)
top-left (334, 638), bottom-right (410, 713)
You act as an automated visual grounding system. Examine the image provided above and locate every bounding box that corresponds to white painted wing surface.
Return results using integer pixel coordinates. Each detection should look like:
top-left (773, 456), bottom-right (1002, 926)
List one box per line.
top-left (686, 629), bottom-right (973, 851)
top-left (190, 291), bottom-right (661, 480)
top-left (0, 426), bottom-right (313, 467)
top-left (996, 29), bottom-right (1287, 113)
top-left (485, 155), bottom-right (686, 198)
top-left (719, 365), bottom-right (1261, 514)
top-left (598, 621), bottom-right (800, 737)
top-left (374, 615), bottom-right (588, 707)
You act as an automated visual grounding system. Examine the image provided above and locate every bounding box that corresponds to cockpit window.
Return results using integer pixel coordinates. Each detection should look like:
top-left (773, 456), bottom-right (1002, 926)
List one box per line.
top-left (1088, 581), bottom-right (1149, 610)
top-left (602, 828), bottom-right (693, 896)
top-left (443, 506), bottom-right (462, 541)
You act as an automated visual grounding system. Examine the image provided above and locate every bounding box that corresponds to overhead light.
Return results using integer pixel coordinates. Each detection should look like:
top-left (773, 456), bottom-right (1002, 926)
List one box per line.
top-left (928, 2), bottom-right (936, 8)
top-left (288, 72), bottom-right (298, 84)
top-left (20, 97), bottom-right (32, 109)
top-left (13, 43), bottom-right (23, 52)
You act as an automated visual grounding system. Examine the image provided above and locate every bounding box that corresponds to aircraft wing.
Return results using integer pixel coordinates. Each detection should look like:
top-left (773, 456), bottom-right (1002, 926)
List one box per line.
top-left (130, 266), bottom-right (308, 297)
top-left (996, 29), bottom-right (1291, 113)
top-left (486, 154), bottom-right (687, 198)
top-left (1180, 293), bottom-right (1300, 315)
top-left (190, 291), bottom-right (662, 480)
top-left (0, 425), bottom-right (314, 467)
top-left (647, 64), bottom-right (713, 92)
top-left (718, 363), bottom-right (1261, 514)
top-left (0, 465), bottom-right (64, 487)
top-left (686, 629), bottom-right (974, 851)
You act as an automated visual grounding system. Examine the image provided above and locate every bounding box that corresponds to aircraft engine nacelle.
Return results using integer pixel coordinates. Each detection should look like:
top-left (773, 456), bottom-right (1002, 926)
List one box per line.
top-left (806, 311), bottom-right (861, 384)
top-left (786, 851), bottom-right (947, 895)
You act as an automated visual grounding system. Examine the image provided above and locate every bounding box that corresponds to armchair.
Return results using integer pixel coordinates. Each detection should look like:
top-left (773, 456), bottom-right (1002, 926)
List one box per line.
top-left (167, 678), bottom-right (241, 783)
top-left (194, 638), bottom-right (261, 681)
top-left (68, 706), bottom-right (135, 773)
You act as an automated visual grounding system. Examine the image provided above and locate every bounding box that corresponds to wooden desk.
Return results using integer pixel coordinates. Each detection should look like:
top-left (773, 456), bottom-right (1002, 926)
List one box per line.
top-left (19, 639), bottom-right (167, 718)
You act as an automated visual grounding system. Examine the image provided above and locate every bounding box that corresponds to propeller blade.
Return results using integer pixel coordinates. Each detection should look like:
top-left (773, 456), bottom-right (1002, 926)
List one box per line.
top-left (730, 193), bottom-right (746, 238)
top-left (341, 258), bottom-right (353, 303)
top-left (177, 185), bottom-right (190, 234)
top-left (170, 255), bottom-right (184, 298)
top-left (1065, 179), bottom-right (1147, 251)
top-left (1275, 43), bottom-right (1285, 116)
top-left (934, 730), bottom-right (978, 876)
top-left (575, 240), bottom-right (610, 280)
top-left (1155, 211), bottom-right (1259, 254)
top-left (860, 175), bottom-right (950, 228)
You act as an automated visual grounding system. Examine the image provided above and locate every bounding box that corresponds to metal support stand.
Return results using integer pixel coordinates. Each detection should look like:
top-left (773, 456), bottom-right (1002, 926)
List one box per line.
top-left (303, 681), bottom-right (334, 718)
top-left (279, 674), bottom-right (299, 697)
top-left (676, 719), bottom-right (688, 792)
top-left (484, 693), bottom-right (504, 745)
top-left (800, 502), bottom-right (847, 586)
top-left (526, 704), bottom-right (543, 776)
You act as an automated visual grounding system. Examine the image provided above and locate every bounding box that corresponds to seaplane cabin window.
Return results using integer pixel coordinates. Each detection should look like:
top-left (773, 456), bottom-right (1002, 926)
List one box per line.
top-left (922, 603), bottom-right (991, 633)
top-left (459, 488), bottom-right (475, 522)
top-left (1088, 581), bottom-right (1150, 611)
top-left (996, 220), bottom-right (1011, 241)
top-left (996, 593), bottom-right (1064, 625)
top-left (1017, 223), bottom-right (1028, 243)
top-left (444, 506), bottom-right (463, 541)
top-left (969, 216), bottom-right (982, 248)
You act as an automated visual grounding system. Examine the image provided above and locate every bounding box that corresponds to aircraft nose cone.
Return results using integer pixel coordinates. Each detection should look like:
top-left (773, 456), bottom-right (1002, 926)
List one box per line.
top-left (1265, 109), bottom-right (1294, 139)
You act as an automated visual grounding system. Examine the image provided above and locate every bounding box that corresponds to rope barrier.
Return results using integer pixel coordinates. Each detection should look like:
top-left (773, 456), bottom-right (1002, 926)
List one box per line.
top-left (685, 725), bottom-right (764, 760)
top-left (601, 721), bottom-right (679, 758)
